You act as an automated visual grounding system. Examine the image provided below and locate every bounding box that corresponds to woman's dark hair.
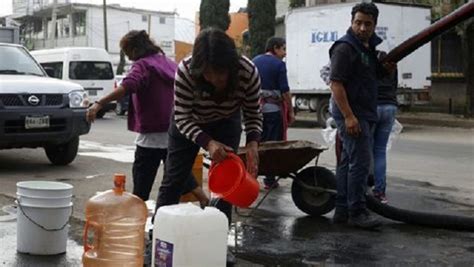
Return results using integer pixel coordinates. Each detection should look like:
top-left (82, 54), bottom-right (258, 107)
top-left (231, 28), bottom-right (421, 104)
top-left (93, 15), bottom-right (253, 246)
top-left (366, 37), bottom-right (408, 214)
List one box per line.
top-left (189, 28), bottom-right (240, 95)
top-left (119, 30), bottom-right (164, 61)
top-left (265, 37), bottom-right (286, 54)
top-left (351, 2), bottom-right (379, 24)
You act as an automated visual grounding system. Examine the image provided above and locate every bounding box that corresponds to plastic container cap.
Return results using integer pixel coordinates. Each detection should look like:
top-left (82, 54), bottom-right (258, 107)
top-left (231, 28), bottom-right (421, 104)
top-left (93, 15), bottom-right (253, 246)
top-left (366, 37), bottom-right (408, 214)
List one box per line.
top-left (114, 173), bottom-right (126, 193)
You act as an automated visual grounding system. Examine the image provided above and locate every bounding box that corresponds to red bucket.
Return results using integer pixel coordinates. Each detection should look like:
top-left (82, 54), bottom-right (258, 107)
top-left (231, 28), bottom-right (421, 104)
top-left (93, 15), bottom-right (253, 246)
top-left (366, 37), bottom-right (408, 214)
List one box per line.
top-left (208, 153), bottom-right (259, 208)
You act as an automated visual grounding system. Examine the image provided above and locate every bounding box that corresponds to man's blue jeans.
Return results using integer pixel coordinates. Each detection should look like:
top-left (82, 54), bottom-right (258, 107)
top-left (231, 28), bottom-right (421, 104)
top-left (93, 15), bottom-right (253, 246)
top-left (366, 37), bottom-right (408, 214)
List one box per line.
top-left (334, 117), bottom-right (373, 216)
top-left (373, 104), bottom-right (397, 194)
top-left (261, 111), bottom-right (283, 185)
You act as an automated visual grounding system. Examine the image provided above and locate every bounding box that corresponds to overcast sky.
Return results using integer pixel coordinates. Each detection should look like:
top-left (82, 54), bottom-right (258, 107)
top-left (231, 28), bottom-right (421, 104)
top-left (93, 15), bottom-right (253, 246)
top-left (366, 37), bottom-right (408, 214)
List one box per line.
top-left (0, 0), bottom-right (248, 20)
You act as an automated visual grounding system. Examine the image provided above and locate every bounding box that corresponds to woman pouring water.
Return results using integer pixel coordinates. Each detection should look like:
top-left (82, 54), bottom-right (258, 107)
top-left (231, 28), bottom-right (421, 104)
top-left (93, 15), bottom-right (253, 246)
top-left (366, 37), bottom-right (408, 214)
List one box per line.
top-left (155, 28), bottom-right (262, 265)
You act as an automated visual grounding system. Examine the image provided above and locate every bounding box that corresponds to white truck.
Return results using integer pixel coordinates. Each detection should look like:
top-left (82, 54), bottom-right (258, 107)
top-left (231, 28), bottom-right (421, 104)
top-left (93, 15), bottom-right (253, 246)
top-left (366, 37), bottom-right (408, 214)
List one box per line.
top-left (0, 27), bottom-right (20, 44)
top-left (285, 2), bottom-right (432, 125)
top-left (31, 47), bottom-right (116, 118)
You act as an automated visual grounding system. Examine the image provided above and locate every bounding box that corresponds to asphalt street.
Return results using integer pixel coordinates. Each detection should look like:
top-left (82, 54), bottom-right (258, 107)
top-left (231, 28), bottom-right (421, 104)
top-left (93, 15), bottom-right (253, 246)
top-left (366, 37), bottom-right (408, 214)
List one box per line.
top-left (0, 113), bottom-right (473, 266)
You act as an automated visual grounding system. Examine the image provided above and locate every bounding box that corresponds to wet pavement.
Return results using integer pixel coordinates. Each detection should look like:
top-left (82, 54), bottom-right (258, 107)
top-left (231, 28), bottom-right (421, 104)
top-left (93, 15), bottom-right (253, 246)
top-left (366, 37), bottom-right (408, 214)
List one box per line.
top-left (0, 195), bottom-right (83, 267)
top-left (1, 177), bottom-right (474, 266)
top-left (228, 178), bottom-right (474, 266)
top-left (1, 116), bottom-right (473, 266)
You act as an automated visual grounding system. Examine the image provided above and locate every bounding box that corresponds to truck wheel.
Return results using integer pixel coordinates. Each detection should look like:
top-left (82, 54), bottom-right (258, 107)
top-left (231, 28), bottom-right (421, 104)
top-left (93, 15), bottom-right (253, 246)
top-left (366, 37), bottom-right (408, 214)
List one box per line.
top-left (309, 98), bottom-right (318, 112)
top-left (291, 166), bottom-right (336, 216)
top-left (317, 98), bottom-right (330, 127)
top-left (45, 137), bottom-right (79, 166)
top-left (96, 109), bottom-right (106, 119)
top-left (115, 102), bottom-right (126, 115)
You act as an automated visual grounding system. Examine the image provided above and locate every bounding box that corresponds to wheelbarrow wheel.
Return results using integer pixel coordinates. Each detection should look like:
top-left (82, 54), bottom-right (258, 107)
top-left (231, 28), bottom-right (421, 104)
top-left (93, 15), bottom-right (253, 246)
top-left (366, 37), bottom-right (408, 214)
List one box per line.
top-left (291, 166), bottom-right (336, 216)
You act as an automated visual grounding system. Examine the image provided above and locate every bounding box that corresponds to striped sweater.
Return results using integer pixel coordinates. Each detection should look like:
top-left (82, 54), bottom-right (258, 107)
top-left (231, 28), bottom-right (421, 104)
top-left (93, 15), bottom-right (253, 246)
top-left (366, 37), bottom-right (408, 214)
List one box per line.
top-left (174, 56), bottom-right (263, 149)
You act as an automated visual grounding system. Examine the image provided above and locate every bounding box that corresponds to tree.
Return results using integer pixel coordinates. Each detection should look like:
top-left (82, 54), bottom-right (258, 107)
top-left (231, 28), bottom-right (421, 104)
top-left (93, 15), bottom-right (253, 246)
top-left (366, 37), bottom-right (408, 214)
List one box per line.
top-left (289, 0), bottom-right (305, 8)
top-left (248, 0), bottom-right (276, 58)
top-left (199, 0), bottom-right (231, 31)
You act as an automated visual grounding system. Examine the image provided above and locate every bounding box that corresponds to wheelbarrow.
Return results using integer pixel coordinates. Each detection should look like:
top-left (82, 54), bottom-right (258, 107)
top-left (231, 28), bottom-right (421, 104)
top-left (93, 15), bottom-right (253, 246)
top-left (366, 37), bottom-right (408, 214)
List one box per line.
top-left (234, 140), bottom-right (337, 216)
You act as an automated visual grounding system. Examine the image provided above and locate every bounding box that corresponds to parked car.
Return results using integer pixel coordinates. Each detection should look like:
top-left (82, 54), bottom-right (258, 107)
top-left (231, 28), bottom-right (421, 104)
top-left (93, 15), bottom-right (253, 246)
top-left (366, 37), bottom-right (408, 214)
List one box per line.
top-left (114, 74), bottom-right (129, 116)
top-left (0, 43), bottom-right (90, 165)
top-left (31, 47), bottom-right (116, 118)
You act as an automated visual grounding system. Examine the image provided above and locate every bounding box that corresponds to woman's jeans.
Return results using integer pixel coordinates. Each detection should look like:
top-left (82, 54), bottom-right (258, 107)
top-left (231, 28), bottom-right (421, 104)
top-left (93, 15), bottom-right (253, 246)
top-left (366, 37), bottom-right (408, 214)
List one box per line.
top-left (132, 146), bottom-right (168, 201)
top-left (373, 104), bottom-right (397, 194)
top-left (133, 146), bottom-right (197, 202)
top-left (156, 112), bottom-right (242, 224)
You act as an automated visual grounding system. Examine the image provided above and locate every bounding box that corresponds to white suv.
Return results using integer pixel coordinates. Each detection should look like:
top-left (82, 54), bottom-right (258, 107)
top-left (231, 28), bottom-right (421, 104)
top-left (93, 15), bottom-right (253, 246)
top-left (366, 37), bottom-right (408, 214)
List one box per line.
top-left (0, 43), bottom-right (90, 165)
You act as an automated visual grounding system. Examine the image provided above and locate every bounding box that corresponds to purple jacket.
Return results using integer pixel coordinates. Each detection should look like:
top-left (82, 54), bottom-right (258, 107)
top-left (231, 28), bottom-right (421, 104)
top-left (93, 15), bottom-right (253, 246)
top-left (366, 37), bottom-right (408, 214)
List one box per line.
top-left (121, 53), bottom-right (177, 133)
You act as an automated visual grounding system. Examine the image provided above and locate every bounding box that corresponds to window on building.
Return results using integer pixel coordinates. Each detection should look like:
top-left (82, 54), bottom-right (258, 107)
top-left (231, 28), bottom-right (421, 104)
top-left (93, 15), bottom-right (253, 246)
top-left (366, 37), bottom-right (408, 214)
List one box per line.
top-left (72, 12), bottom-right (86, 36)
top-left (432, 30), bottom-right (464, 76)
top-left (142, 14), bottom-right (148, 22)
top-left (33, 19), bottom-right (42, 33)
top-left (40, 62), bottom-right (63, 79)
top-left (159, 17), bottom-right (166, 24)
top-left (58, 17), bottom-right (69, 37)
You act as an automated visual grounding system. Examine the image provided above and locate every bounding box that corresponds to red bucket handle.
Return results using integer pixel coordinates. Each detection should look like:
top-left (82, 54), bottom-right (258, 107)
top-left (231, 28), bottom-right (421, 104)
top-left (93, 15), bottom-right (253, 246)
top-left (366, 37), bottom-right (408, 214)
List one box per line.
top-left (209, 152), bottom-right (244, 171)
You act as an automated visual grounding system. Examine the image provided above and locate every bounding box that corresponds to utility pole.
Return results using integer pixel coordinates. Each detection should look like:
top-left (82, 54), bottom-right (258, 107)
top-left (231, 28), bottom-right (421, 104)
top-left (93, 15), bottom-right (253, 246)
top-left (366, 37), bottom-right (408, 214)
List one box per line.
top-left (147, 14), bottom-right (151, 34)
top-left (103, 0), bottom-right (108, 51)
top-left (50, 0), bottom-right (58, 41)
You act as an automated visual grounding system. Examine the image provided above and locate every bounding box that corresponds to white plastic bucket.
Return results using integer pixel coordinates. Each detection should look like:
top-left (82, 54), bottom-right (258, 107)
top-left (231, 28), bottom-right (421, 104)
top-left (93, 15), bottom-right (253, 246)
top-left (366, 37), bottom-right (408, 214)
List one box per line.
top-left (16, 181), bottom-right (73, 255)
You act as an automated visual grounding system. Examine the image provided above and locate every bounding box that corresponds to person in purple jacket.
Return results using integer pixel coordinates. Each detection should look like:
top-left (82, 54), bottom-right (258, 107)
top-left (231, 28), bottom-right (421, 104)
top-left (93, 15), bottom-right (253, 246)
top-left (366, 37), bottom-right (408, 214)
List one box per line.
top-left (86, 30), bottom-right (208, 206)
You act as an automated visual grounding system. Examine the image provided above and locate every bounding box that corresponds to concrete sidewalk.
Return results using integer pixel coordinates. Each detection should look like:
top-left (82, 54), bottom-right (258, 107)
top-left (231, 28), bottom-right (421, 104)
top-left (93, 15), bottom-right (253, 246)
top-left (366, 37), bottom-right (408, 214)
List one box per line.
top-left (396, 112), bottom-right (474, 128)
top-left (295, 111), bottom-right (474, 128)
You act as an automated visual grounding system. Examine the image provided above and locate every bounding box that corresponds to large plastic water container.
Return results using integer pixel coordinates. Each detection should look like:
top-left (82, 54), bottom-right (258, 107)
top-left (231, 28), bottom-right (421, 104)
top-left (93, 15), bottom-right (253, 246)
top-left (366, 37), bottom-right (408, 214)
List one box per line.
top-left (152, 203), bottom-right (228, 267)
top-left (16, 181), bottom-right (73, 255)
top-left (82, 174), bottom-right (147, 267)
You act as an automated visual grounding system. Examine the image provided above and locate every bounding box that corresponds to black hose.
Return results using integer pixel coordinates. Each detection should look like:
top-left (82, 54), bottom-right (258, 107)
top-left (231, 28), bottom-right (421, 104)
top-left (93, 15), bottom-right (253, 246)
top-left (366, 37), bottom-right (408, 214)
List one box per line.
top-left (367, 194), bottom-right (474, 231)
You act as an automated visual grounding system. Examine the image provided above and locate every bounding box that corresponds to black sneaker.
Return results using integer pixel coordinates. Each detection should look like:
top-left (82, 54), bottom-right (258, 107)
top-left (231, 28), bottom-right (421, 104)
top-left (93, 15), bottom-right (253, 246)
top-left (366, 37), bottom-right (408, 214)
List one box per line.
top-left (348, 210), bottom-right (382, 229)
top-left (226, 250), bottom-right (236, 266)
top-left (143, 238), bottom-right (152, 266)
top-left (367, 174), bottom-right (375, 187)
top-left (332, 208), bottom-right (348, 224)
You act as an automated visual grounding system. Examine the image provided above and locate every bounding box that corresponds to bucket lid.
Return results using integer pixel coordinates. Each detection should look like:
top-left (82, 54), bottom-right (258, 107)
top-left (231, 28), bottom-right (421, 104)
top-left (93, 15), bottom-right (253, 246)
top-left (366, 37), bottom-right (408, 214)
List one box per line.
top-left (17, 181), bottom-right (73, 191)
top-left (16, 192), bottom-right (73, 199)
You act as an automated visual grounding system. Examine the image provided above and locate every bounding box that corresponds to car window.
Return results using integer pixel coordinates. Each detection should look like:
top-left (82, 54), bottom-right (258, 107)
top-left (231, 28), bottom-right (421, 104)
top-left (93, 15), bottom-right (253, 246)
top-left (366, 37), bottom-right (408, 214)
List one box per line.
top-left (69, 61), bottom-right (114, 80)
top-left (40, 62), bottom-right (63, 79)
top-left (0, 46), bottom-right (44, 76)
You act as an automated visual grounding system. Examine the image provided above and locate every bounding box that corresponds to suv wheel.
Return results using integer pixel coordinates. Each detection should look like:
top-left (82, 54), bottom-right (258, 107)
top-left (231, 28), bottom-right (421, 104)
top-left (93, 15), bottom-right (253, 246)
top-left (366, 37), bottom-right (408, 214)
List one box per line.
top-left (45, 137), bottom-right (79, 165)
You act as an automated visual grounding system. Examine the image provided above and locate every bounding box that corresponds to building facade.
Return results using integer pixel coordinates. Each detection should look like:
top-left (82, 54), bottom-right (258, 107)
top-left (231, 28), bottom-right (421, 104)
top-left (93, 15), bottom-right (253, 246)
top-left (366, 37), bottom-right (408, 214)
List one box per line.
top-left (13, 2), bottom-right (176, 67)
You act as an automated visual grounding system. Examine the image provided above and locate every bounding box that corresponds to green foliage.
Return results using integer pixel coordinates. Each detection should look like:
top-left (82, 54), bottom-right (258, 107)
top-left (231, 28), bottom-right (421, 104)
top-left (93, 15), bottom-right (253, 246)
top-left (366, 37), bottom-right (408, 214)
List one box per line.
top-left (289, 0), bottom-right (306, 8)
top-left (248, 0), bottom-right (276, 58)
top-left (199, 0), bottom-right (231, 31)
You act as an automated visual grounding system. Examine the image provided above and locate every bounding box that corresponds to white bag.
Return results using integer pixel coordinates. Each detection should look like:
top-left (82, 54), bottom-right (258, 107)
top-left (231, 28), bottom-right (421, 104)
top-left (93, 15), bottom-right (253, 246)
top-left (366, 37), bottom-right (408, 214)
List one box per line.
top-left (322, 117), bottom-right (337, 147)
top-left (387, 119), bottom-right (403, 151)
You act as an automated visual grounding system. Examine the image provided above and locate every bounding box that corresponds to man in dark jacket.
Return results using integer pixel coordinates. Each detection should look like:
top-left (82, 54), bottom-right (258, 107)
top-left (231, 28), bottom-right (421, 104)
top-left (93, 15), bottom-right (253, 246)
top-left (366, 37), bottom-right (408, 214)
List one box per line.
top-left (329, 2), bottom-right (395, 229)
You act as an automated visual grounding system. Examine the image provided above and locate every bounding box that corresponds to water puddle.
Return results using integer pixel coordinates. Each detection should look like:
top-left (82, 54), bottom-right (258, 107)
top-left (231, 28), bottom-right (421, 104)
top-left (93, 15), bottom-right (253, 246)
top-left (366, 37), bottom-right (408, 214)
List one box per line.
top-left (79, 140), bottom-right (135, 163)
top-left (0, 204), bottom-right (17, 222)
top-left (0, 203), bottom-right (83, 266)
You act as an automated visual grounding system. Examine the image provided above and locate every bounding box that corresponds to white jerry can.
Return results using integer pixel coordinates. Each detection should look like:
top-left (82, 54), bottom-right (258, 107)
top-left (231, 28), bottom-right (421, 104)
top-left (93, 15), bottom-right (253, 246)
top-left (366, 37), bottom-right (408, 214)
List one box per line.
top-left (152, 203), bottom-right (229, 267)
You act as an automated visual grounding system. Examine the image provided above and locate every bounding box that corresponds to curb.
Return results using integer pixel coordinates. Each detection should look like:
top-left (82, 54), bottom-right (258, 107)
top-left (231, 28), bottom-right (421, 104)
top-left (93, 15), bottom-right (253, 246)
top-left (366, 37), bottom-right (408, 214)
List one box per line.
top-left (396, 114), bottom-right (474, 129)
top-left (294, 112), bottom-right (474, 129)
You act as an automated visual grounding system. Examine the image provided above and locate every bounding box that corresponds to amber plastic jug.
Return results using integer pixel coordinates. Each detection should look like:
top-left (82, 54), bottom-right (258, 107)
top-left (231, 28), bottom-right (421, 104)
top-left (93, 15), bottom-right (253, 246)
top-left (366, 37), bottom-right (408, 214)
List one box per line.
top-left (82, 174), bottom-right (147, 267)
